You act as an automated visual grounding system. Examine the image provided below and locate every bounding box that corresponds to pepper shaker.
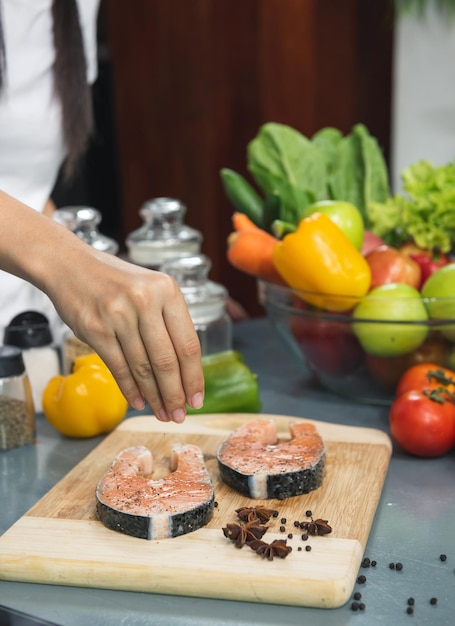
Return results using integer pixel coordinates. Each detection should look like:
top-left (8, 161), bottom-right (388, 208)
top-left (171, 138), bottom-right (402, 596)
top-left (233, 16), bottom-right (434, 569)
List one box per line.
top-left (4, 311), bottom-right (60, 413)
top-left (0, 346), bottom-right (35, 450)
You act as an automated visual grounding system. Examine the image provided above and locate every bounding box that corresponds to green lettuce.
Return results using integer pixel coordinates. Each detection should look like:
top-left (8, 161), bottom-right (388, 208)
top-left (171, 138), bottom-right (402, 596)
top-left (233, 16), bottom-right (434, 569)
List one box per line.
top-left (367, 160), bottom-right (455, 253)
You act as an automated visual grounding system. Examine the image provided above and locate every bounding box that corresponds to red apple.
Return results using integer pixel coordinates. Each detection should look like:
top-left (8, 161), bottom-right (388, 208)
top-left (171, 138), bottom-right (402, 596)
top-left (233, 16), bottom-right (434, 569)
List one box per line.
top-left (365, 245), bottom-right (421, 289)
top-left (361, 230), bottom-right (385, 256)
top-left (400, 243), bottom-right (451, 289)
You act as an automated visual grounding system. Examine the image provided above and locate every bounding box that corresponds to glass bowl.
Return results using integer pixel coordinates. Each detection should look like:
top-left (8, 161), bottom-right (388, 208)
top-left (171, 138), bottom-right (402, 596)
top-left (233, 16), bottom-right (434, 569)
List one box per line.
top-left (258, 279), bottom-right (455, 405)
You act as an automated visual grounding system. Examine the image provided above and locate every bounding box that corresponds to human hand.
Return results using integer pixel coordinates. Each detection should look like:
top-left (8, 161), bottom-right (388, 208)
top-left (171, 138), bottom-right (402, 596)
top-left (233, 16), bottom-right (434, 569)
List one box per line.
top-left (49, 251), bottom-right (205, 423)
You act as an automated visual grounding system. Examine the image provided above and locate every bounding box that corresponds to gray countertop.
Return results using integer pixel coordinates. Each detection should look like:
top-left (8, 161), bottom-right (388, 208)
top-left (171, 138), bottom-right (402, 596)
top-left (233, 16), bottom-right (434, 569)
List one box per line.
top-left (1, 318), bottom-right (454, 626)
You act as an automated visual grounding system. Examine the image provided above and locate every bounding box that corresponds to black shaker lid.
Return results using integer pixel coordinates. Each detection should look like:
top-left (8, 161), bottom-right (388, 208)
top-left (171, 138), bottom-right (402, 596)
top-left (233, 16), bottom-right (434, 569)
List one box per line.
top-left (0, 345), bottom-right (26, 377)
top-left (4, 310), bottom-right (53, 348)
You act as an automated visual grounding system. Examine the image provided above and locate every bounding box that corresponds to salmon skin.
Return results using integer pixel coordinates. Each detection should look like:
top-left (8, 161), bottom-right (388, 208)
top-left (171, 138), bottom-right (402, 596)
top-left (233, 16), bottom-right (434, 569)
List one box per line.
top-left (217, 419), bottom-right (325, 499)
top-left (96, 443), bottom-right (214, 540)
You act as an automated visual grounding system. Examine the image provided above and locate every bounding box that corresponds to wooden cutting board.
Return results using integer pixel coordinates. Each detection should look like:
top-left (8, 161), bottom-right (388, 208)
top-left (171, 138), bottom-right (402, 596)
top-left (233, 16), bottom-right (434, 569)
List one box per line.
top-left (0, 413), bottom-right (391, 608)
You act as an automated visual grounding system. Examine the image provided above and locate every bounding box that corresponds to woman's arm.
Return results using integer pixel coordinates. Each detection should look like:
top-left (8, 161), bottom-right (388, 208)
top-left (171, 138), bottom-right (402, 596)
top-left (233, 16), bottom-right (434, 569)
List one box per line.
top-left (0, 190), bottom-right (204, 423)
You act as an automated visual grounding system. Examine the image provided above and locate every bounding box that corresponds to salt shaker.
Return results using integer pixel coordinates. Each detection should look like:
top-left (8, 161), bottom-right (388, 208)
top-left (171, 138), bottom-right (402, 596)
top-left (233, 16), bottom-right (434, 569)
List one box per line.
top-left (53, 205), bottom-right (119, 255)
top-left (4, 311), bottom-right (60, 413)
top-left (126, 197), bottom-right (202, 269)
top-left (0, 346), bottom-right (35, 450)
top-left (160, 254), bottom-right (232, 356)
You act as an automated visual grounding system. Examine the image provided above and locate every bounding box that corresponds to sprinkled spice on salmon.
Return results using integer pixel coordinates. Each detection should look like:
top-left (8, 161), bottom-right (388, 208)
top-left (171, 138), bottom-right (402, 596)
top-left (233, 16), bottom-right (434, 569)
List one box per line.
top-left (96, 443), bottom-right (214, 540)
top-left (217, 419), bottom-right (325, 499)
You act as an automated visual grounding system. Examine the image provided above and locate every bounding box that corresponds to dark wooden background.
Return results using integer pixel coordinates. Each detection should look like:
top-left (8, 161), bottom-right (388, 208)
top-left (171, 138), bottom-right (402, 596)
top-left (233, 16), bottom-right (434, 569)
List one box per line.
top-left (63, 0), bottom-right (394, 316)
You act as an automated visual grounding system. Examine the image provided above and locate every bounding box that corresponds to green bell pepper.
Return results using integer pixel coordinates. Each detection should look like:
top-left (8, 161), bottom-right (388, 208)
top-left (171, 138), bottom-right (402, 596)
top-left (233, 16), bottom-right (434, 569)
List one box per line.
top-left (187, 350), bottom-right (261, 414)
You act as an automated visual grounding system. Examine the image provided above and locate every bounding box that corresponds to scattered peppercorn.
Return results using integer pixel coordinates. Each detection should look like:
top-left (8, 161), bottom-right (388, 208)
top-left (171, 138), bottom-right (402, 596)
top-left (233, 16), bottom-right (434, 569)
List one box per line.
top-left (371, 560), bottom-right (377, 567)
top-left (406, 607), bottom-right (414, 615)
top-left (389, 562), bottom-right (395, 570)
top-left (279, 525), bottom-right (286, 532)
top-left (301, 533), bottom-right (308, 541)
top-left (440, 554), bottom-right (447, 562)
top-left (293, 520), bottom-right (300, 528)
top-left (281, 518), bottom-right (287, 524)
top-left (430, 597), bottom-right (438, 605)
top-left (297, 546), bottom-right (302, 552)
top-left (272, 511), bottom-right (279, 517)
top-left (407, 598), bottom-right (415, 606)
top-left (351, 602), bottom-right (359, 611)
top-left (359, 603), bottom-right (366, 611)
top-left (396, 562), bottom-right (403, 571)
top-left (287, 533), bottom-right (293, 539)
top-left (353, 592), bottom-right (362, 601)
top-left (361, 557), bottom-right (371, 568)
top-left (305, 545), bottom-right (312, 552)
top-left (357, 575), bottom-right (366, 584)
top-left (214, 501), bottom-right (219, 508)
top-left (305, 510), bottom-right (312, 517)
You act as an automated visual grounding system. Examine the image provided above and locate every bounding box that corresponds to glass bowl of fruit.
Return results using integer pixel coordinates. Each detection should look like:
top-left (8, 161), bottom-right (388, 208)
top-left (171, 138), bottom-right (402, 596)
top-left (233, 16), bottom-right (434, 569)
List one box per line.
top-left (258, 269), bottom-right (455, 405)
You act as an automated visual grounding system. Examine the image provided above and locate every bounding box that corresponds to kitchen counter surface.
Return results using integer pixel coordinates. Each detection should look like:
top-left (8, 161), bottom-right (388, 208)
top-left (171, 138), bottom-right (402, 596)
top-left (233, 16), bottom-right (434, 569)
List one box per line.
top-left (1, 317), bottom-right (454, 626)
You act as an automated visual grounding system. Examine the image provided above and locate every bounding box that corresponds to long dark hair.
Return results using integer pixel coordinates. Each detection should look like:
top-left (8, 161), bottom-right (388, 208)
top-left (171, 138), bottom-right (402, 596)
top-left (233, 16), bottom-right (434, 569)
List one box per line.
top-left (0, 0), bottom-right (94, 178)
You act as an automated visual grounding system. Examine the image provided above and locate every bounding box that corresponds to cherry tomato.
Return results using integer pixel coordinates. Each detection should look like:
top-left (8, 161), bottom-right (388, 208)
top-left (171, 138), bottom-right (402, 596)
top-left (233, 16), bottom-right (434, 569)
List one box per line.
top-left (389, 389), bottom-right (455, 457)
top-left (395, 363), bottom-right (455, 397)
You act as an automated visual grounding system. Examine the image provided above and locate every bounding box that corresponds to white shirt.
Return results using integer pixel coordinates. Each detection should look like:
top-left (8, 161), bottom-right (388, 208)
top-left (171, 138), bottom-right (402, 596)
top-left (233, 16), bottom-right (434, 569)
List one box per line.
top-left (0, 0), bottom-right (100, 342)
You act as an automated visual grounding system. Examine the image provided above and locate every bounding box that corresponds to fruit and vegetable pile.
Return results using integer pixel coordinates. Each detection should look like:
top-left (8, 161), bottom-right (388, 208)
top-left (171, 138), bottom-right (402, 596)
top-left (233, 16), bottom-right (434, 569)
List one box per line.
top-left (221, 122), bottom-right (455, 458)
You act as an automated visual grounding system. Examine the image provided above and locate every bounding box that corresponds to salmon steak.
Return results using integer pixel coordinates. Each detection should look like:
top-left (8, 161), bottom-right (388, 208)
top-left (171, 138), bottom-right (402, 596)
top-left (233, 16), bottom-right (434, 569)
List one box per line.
top-left (96, 443), bottom-right (215, 540)
top-left (217, 419), bottom-right (325, 499)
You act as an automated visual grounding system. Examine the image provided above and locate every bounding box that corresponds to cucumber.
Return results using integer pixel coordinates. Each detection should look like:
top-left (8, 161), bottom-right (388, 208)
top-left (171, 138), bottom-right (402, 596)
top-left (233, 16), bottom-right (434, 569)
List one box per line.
top-left (220, 168), bottom-right (264, 227)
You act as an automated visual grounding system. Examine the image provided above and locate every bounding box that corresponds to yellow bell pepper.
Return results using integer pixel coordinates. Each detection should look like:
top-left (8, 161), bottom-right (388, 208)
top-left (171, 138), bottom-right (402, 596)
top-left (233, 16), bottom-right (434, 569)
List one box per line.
top-left (42, 353), bottom-right (128, 438)
top-left (273, 212), bottom-right (371, 312)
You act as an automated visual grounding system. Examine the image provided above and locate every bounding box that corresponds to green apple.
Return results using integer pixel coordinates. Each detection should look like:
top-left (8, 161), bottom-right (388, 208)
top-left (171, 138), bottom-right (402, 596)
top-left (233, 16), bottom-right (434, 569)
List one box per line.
top-left (421, 263), bottom-right (455, 341)
top-left (303, 200), bottom-right (364, 250)
top-left (352, 283), bottom-right (429, 357)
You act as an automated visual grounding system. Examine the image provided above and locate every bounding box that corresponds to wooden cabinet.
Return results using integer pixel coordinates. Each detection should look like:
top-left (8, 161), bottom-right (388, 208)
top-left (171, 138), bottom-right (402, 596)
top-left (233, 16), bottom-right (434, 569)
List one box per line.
top-left (105, 0), bottom-right (393, 315)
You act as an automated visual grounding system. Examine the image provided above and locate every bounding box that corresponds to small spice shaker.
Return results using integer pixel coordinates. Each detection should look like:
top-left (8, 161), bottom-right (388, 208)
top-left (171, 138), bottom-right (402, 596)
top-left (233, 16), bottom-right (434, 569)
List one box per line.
top-left (126, 197), bottom-right (202, 269)
top-left (53, 206), bottom-right (119, 255)
top-left (160, 254), bottom-right (232, 356)
top-left (4, 311), bottom-right (60, 413)
top-left (0, 346), bottom-right (35, 450)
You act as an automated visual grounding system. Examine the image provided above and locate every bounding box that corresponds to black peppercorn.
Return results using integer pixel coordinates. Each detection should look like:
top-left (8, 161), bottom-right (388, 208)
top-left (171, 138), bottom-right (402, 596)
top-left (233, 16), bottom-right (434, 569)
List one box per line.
top-left (430, 597), bottom-right (438, 605)
top-left (279, 525), bottom-right (285, 532)
top-left (407, 598), bottom-right (415, 606)
top-left (389, 562), bottom-right (395, 570)
top-left (371, 560), bottom-right (377, 567)
top-left (297, 546), bottom-right (302, 552)
top-left (305, 545), bottom-right (312, 552)
top-left (281, 518), bottom-right (286, 524)
top-left (353, 592), bottom-right (362, 601)
top-left (305, 510), bottom-right (312, 517)
top-left (272, 511), bottom-right (279, 517)
top-left (287, 533), bottom-right (293, 539)
top-left (359, 603), bottom-right (366, 611)
top-left (440, 554), bottom-right (447, 562)
top-left (357, 575), bottom-right (366, 584)
top-left (396, 562), bottom-right (403, 571)
top-left (361, 557), bottom-right (371, 568)
top-left (301, 533), bottom-right (308, 541)
top-left (351, 602), bottom-right (359, 611)
top-left (406, 607), bottom-right (414, 615)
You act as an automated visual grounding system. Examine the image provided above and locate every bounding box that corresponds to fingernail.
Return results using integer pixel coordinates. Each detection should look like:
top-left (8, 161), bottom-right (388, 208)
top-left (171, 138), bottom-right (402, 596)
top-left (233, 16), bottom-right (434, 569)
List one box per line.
top-left (171, 408), bottom-right (186, 424)
top-left (190, 392), bottom-right (204, 410)
top-left (158, 408), bottom-right (171, 422)
top-left (132, 396), bottom-right (145, 410)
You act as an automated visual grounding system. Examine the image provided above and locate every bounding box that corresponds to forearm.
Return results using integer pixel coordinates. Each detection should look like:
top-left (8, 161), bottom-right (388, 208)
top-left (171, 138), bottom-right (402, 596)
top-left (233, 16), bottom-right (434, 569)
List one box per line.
top-left (0, 190), bottom-right (93, 296)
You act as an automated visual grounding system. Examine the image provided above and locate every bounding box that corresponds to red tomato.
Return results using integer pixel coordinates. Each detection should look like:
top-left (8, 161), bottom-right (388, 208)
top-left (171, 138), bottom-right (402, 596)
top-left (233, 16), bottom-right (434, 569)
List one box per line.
top-left (389, 390), bottom-right (455, 457)
top-left (395, 363), bottom-right (455, 397)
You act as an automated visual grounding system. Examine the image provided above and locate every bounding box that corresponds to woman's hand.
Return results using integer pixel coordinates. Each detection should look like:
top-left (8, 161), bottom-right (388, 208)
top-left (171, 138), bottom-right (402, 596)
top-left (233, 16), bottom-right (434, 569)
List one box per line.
top-left (53, 254), bottom-right (205, 422)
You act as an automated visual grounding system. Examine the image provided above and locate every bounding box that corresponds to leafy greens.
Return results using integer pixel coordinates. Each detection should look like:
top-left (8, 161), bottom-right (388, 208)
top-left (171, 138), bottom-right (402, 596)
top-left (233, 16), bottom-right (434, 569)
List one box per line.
top-left (368, 160), bottom-right (455, 253)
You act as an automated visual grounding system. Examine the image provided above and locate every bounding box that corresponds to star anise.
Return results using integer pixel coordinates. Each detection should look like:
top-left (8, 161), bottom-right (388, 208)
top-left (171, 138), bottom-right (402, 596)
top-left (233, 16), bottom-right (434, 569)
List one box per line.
top-left (300, 517), bottom-right (332, 536)
top-left (222, 520), bottom-right (268, 548)
top-left (249, 538), bottom-right (292, 561)
top-left (235, 506), bottom-right (278, 524)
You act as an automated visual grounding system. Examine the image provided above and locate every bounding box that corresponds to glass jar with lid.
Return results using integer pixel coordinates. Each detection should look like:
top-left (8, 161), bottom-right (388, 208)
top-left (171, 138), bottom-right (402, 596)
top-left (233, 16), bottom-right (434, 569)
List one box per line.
top-left (160, 254), bottom-right (232, 356)
top-left (53, 206), bottom-right (119, 255)
top-left (0, 346), bottom-right (35, 450)
top-left (126, 197), bottom-right (202, 269)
